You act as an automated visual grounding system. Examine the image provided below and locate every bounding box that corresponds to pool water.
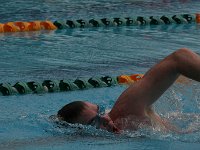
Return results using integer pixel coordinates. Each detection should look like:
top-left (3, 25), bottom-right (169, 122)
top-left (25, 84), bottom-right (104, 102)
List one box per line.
top-left (0, 0), bottom-right (200, 150)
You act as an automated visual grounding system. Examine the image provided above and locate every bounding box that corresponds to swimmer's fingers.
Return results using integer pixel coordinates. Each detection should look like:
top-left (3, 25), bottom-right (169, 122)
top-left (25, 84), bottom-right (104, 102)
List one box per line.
top-left (112, 125), bottom-right (121, 134)
top-left (175, 75), bottom-right (191, 84)
top-left (100, 115), bottom-right (121, 133)
top-left (106, 121), bottom-right (120, 133)
top-left (102, 119), bottom-right (120, 133)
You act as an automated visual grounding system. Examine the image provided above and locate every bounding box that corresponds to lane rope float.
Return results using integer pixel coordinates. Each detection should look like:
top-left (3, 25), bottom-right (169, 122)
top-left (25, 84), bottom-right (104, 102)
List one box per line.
top-left (0, 74), bottom-right (143, 96)
top-left (55, 13), bottom-right (200, 28)
top-left (0, 13), bottom-right (200, 33)
top-left (53, 14), bottom-right (197, 29)
top-left (0, 21), bottom-right (57, 33)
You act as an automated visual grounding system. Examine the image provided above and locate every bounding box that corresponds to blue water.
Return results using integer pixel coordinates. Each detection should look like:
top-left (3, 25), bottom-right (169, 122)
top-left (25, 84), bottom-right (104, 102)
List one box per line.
top-left (0, 0), bottom-right (200, 150)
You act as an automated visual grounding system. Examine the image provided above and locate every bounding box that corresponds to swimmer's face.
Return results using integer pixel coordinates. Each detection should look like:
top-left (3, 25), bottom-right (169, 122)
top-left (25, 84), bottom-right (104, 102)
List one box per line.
top-left (78, 102), bottom-right (120, 133)
top-left (76, 101), bottom-right (99, 125)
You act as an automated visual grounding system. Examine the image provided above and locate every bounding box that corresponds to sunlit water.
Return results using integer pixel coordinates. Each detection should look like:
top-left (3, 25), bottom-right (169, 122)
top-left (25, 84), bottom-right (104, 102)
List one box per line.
top-left (0, 0), bottom-right (200, 150)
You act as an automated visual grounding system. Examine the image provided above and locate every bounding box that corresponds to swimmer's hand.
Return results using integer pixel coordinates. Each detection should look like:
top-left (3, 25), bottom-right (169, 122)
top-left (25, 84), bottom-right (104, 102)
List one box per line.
top-left (175, 75), bottom-right (191, 84)
top-left (100, 114), bottom-right (121, 134)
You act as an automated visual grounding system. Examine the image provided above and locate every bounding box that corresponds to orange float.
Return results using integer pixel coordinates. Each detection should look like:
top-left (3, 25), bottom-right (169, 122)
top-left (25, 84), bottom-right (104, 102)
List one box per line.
top-left (129, 74), bottom-right (143, 81)
top-left (0, 23), bottom-right (4, 32)
top-left (196, 13), bottom-right (200, 23)
top-left (40, 21), bottom-right (57, 30)
top-left (118, 75), bottom-right (133, 84)
top-left (15, 22), bottom-right (29, 31)
top-left (27, 21), bottom-right (41, 31)
top-left (118, 74), bottom-right (144, 84)
top-left (3, 22), bottom-right (19, 32)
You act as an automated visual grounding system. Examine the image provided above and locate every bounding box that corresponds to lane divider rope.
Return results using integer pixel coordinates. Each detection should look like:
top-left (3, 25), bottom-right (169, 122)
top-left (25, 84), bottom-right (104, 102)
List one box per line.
top-left (53, 14), bottom-right (198, 29)
top-left (0, 13), bottom-right (200, 33)
top-left (0, 74), bottom-right (143, 96)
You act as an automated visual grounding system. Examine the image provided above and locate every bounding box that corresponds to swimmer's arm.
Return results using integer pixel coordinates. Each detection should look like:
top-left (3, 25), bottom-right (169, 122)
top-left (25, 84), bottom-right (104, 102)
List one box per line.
top-left (111, 50), bottom-right (181, 117)
top-left (110, 49), bottom-right (200, 119)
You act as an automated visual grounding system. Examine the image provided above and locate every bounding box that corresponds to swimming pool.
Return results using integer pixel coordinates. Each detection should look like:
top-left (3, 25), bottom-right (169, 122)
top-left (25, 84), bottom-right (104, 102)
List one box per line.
top-left (0, 0), bottom-right (200, 150)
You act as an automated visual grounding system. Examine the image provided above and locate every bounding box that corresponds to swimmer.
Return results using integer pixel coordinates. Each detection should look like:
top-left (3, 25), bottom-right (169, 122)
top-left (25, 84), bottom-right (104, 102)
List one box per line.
top-left (57, 48), bottom-right (200, 133)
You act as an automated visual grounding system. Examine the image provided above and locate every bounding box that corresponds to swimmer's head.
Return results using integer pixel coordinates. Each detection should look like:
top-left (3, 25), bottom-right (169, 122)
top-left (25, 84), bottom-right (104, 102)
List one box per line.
top-left (57, 101), bottom-right (120, 133)
top-left (57, 101), bottom-right (98, 124)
